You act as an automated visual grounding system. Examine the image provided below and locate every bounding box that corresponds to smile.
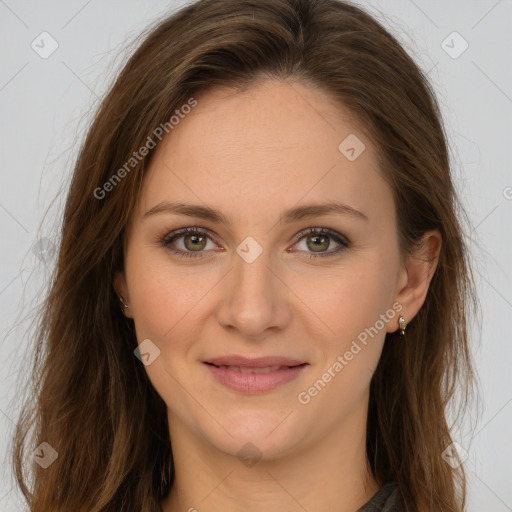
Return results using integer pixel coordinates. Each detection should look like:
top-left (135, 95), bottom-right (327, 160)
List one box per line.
top-left (203, 362), bottom-right (308, 394)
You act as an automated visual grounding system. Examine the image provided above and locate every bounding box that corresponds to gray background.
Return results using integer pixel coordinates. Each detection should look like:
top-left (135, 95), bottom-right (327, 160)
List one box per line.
top-left (1, 0), bottom-right (511, 510)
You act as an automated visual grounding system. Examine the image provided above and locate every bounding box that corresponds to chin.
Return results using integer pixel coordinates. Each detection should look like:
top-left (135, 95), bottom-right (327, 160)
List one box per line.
top-left (200, 409), bottom-right (302, 462)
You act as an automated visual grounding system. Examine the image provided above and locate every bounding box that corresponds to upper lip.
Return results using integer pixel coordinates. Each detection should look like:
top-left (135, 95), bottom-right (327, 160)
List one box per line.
top-left (204, 355), bottom-right (306, 368)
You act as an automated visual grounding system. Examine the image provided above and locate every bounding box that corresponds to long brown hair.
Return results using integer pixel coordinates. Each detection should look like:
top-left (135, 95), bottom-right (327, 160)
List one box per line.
top-left (12, 0), bottom-right (478, 510)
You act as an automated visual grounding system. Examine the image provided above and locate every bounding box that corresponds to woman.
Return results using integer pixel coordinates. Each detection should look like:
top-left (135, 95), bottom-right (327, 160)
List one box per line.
top-left (12, 0), bottom-right (477, 510)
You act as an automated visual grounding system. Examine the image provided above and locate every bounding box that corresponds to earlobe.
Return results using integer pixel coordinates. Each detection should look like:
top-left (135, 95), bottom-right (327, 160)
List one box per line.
top-left (390, 229), bottom-right (442, 332)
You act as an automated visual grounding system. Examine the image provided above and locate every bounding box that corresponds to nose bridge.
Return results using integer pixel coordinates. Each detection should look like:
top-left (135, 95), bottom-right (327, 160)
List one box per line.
top-left (217, 235), bottom-right (289, 336)
top-left (234, 237), bottom-right (273, 296)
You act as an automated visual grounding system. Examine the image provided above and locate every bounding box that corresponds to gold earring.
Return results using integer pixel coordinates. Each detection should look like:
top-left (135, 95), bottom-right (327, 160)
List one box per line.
top-left (398, 316), bottom-right (407, 338)
top-left (119, 296), bottom-right (129, 313)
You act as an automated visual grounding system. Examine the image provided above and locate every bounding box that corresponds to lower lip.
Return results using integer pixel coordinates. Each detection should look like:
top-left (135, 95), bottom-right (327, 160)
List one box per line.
top-left (204, 363), bottom-right (308, 394)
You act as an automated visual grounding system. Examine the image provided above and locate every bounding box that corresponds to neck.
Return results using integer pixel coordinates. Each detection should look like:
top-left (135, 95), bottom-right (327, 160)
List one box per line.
top-left (161, 399), bottom-right (381, 512)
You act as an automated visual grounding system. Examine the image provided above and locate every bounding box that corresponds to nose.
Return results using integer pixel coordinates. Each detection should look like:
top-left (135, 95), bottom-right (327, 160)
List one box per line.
top-left (215, 240), bottom-right (292, 338)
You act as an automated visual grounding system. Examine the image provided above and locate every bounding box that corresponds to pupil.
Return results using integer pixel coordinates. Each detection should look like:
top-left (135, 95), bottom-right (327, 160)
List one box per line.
top-left (186, 234), bottom-right (205, 250)
top-left (309, 235), bottom-right (328, 252)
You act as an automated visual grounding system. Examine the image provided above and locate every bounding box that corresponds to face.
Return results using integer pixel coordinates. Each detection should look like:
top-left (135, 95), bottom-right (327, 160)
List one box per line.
top-left (115, 79), bottom-right (409, 461)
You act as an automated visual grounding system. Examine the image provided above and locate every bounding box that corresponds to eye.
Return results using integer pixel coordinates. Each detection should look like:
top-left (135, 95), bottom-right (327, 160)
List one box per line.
top-left (160, 227), bottom-right (219, 259)
top-left (159, 226), bottom-right (351, 259)
top-left (290, 227), bottom-right (351, 259)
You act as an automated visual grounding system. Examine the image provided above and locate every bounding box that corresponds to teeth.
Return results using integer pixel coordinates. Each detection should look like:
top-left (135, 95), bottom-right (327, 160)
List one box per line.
top-left (218, 365), bottom-right (283, 373)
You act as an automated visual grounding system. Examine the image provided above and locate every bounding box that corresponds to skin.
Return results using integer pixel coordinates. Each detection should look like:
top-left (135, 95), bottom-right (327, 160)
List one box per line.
top-left (114, 79), bottom-right (441, 512)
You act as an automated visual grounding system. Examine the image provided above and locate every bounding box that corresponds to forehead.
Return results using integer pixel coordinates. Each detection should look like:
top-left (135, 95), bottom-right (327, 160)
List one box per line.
top-left (137, 80), bottom-right (392, 226)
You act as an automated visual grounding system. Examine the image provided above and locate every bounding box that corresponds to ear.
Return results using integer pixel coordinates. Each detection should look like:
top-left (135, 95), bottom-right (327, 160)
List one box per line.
top-left (113, 271), bottom-right (134, 318)
top-left (388, 229), bottom-right (442, 332)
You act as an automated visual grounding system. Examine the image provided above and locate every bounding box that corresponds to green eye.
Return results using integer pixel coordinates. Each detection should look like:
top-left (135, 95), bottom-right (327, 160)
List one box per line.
top-left (160, 226), bottom-right (351, 259)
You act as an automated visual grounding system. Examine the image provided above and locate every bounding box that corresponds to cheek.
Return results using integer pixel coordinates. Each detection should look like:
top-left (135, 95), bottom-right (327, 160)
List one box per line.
top-left (125, 243), bottom-right (210, 341)
top-left (129, 268), bottom-right (170, 340)
top-left (297, 255), bottom-right (398, 393)
top-left (124, 250), bottom-right (207, 415)
top-left (293, 292), bottom-right (389, 419)
top-left (297, 258), bottom-right (397, 341)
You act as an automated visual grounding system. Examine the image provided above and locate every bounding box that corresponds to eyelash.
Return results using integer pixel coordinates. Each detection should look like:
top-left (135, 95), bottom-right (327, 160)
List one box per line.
top-left (159, 226), bottom-right (351, 260)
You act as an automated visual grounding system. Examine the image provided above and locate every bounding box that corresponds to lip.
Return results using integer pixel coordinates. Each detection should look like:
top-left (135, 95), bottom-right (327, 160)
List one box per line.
top-left (204, 355), bottom-right (306, 368)
top-left (203, 355), bottom-right (308, 394)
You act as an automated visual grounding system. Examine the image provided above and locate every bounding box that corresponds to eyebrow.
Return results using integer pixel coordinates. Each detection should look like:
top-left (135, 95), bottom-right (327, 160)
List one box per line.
top-left (143, 200), bottom-right (369, 224)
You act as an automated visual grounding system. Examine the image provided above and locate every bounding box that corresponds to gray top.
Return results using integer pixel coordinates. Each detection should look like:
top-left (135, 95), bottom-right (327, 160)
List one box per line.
top-left (357, 482), bottom-right (405, 511)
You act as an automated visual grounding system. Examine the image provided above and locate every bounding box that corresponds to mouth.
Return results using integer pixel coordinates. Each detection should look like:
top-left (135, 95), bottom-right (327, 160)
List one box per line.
top-left (205, 363), bottom-right (305, 373)
top-left (202, 357), bottom-right (308, 394)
